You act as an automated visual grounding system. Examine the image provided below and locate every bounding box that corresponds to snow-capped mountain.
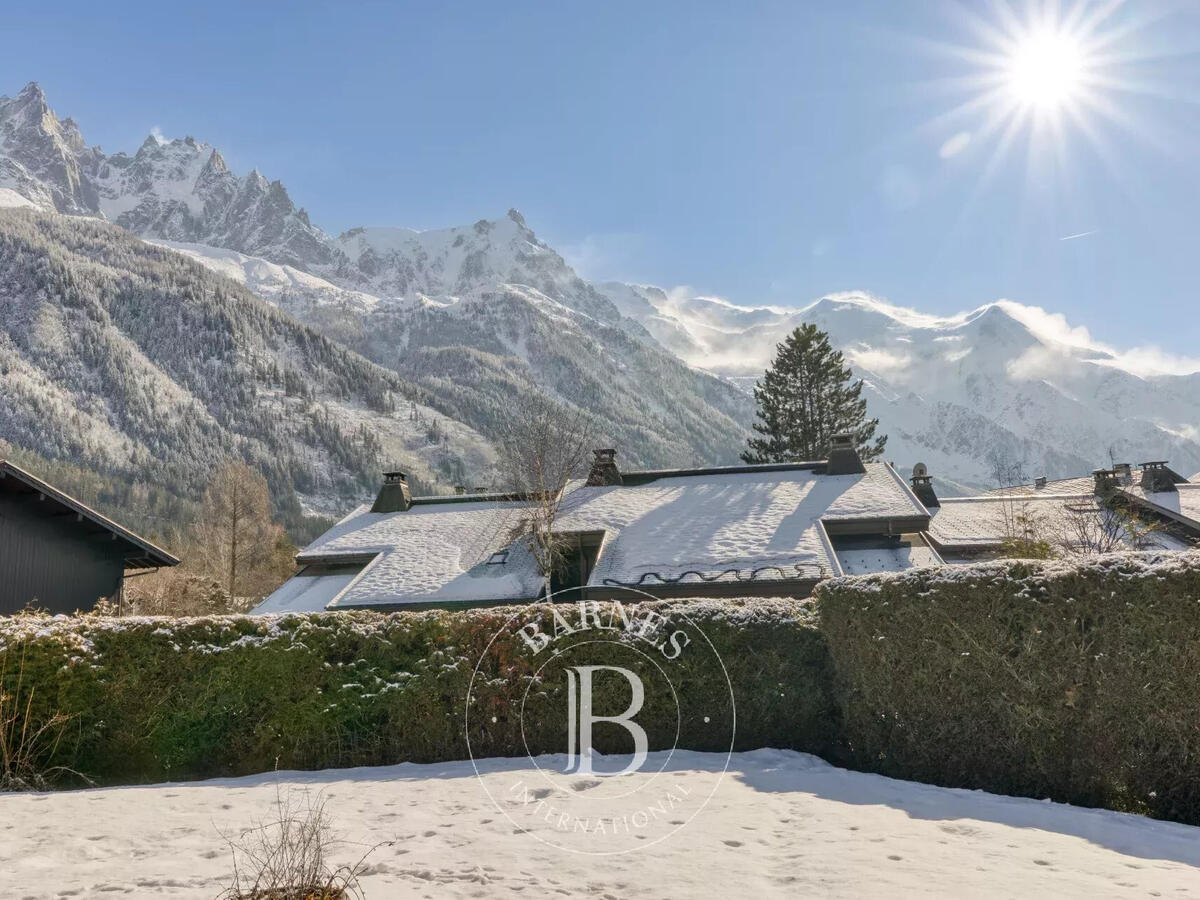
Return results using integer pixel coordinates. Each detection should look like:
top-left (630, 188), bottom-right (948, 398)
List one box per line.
top-left (601, 286), bottom-right (1200, 489)
top-left (0, 82), bottom-right (754, 476)
top-left (0, 209), bottom-right (497, 528)
top-left (0, 83), bottom-right (102, 214)
top-left (5, 79), bottom-right (1197, 494)
top-left (0, 82), bottom-right (336, 268)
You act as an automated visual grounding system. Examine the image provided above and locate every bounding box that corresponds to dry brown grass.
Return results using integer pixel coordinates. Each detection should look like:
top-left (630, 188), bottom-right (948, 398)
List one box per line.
top-left (0, 653), bottom-right (81, 791)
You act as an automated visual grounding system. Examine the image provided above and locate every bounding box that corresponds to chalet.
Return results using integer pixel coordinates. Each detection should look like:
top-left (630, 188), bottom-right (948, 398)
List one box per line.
top-left (257, 440), bottom-right (1200, 615)
top-left (923, 461), bottom-right (1199, 561)
top-left (255, 435), bottom-right (941, 613)
top-left (0, 461), bottom-right (180, 615)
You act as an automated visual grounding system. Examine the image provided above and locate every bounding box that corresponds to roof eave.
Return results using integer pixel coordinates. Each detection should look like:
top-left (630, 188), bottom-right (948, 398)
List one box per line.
top-left (0, 461), bottom-right (180, 568)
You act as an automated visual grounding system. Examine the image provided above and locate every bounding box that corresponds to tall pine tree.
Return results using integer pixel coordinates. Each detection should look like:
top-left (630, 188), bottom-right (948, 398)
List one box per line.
top-left (742, 323), bottom-right (887, 464)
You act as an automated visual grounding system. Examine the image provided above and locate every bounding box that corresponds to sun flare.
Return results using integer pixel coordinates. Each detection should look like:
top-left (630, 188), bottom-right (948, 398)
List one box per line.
top-left (1005, 28), bottom-right (1086, 111)
top-left (915, 0), bottom-right (1161, 176)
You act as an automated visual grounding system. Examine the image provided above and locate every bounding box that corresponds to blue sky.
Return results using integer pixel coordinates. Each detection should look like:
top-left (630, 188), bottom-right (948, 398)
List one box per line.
top-left (5, 0), bottom-right (1200, 354)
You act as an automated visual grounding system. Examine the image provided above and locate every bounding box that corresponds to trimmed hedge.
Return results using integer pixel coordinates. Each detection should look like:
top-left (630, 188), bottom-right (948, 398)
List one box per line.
top-left (0, 597), bottom-right (834, 785)
top-left (818, 551), bottom-right (1200, 824)
top-left (12, 551), bottom-right (1200, 827)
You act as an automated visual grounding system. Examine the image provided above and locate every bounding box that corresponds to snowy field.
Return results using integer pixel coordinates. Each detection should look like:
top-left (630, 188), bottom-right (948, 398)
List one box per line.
top-left (3, 749), bottom-right (1199, 898)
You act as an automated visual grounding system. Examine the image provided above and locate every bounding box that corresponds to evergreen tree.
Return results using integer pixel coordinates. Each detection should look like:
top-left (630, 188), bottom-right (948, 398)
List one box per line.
top-left (742, 323), bottom-right (886, 464)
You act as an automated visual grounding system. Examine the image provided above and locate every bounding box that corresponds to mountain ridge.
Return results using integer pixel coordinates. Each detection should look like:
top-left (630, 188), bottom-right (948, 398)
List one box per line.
top-left (0, 82), bottom-right (755, 483)
top-left (4, 80), bottom-right (1198, 493)
top-left (602, 285), bottom-right (1200, 488)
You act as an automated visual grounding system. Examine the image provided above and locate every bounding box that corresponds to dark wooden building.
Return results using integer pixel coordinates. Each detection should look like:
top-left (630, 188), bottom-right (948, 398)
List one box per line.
top-left (0, 461), bottom-right (179, 615)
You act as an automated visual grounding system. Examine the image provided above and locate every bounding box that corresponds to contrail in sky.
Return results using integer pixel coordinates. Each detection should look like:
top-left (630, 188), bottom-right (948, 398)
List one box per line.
top-left (1059, 230), bottom-right (1097, 241)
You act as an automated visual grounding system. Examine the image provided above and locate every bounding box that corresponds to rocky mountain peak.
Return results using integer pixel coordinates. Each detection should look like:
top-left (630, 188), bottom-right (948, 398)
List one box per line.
top-left (202, 147), bottom-right (227, 175)
top-left (11, 81), bottom-right (48, 117)
top-left (0, 82), bottom-right (97, 214)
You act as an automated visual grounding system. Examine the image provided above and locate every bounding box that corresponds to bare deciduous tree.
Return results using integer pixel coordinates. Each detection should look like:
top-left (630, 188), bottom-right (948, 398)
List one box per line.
top-left (496, 392), bottom-right (596, 584)
top-left (1052, 497), bottom-right (1166, 557)
top-left (193, 463), bottom-right (295, 606)
top-left (1054, 499), bottom-right (1125, 556)
top-left (987, 452), bottom-right (1056, 559)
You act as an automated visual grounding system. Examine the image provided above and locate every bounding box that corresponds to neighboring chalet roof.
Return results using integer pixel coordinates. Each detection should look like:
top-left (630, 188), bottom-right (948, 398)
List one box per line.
top-left (984, 463), bottom-right (1191, 499)
top-left (0, 461), bottom-right (179, 569)
top-left (983, 475), bottom-right (1097, 497)
top-left (927, 492), bottom-right (1191, 555)
top-left (1121, 482), bottom-right (1200, 532)
top-left (256, 461), bottom-right (931, 612)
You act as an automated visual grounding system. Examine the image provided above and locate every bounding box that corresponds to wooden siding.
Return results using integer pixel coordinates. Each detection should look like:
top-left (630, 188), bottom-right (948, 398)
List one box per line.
top-left (0, 493), bottom-right (125, 614)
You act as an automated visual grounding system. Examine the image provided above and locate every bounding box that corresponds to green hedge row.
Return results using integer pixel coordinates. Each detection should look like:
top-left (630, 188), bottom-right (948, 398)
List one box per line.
top-left (0, 597), bottom-right (834, 785)
top-left (8, 551), bottom-right (1200, 827)
top-left (817, 551), bottom-right (1200, 824)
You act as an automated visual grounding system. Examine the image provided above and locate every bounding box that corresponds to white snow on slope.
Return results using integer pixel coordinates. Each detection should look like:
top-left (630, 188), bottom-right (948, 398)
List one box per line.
top-left (153, 240), bottom-right (381, 313)
top-left (2, 749), bottom-right (1198, 898)
top-left (600, 286), bottom-right (1200, 489)
top-left (0, 187), bottom-right (39, 209)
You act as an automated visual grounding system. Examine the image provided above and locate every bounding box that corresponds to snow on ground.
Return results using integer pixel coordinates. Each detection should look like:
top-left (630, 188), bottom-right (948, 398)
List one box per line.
top-left (3, 749), bottom-right (1199, 898)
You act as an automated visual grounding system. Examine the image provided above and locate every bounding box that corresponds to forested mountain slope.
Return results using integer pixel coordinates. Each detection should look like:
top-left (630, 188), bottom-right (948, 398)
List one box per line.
top-left (0, 210), bottom-right (496, 526)
top-left (0, 82), bottom-right (756, 471)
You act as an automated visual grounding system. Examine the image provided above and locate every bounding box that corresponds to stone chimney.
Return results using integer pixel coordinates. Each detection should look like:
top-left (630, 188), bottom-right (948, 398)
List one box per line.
top-left (371, 471), bottom-right (412, 513)
top-left (825, 433), bottom-right (866, 476)
top-left (909, 462), bottom-right (939, 508)
top-left (454, 485), bottom-right (467, 495)
top-left (1140, 461), bottom-right (1180, 494)
top-left (586, 448), bottom-right (623, 486)
top-left (1034, 476), bottom-right (1047, 490)
top-left (1113, 462), bottom-right (1132, 482)
top-left (1093, 468), bottom-right (1118, 496)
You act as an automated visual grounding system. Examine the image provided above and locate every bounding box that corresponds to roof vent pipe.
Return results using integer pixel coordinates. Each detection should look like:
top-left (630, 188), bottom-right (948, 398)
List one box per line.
top-left (371, 471), bottom-right (412, 513)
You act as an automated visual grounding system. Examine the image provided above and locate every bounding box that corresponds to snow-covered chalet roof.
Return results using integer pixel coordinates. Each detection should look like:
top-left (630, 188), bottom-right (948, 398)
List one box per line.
top-left (1120, 483), bottom-right (1200, 531)
top-left (928, 493), bottom-right (1191, 554)
top-left (254, 461), bottom-right (931, 612)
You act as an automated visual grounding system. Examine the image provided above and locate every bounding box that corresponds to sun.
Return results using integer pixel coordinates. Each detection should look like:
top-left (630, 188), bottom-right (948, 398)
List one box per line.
top-left (1005, 28), bottom-right (1086, 112)
top-left (914, 0), bottom-right (1155, 169)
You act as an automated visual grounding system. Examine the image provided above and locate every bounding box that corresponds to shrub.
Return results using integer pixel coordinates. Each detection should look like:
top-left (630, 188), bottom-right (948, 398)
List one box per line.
top-left (817, 551), bottom-right (1200, 824)
top-left (0, 597), bottom-right (834, 786)
top-left (219, 785), bottom-right (378, 900)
